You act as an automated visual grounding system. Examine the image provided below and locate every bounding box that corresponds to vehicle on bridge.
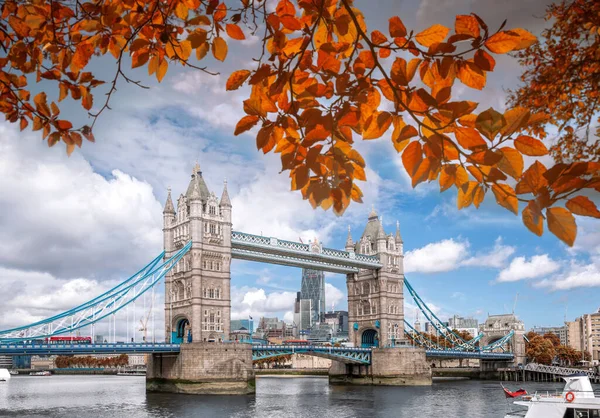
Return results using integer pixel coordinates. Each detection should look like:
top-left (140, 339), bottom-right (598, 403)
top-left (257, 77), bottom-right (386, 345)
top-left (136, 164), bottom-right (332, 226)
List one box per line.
top-left (505, 374), bottom-right (600, 418)
top-left (46, 336), bottom-right (92, 345)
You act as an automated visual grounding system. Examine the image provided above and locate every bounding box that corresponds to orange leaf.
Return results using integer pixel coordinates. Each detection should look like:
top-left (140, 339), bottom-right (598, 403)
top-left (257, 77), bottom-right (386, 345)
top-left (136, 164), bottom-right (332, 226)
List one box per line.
top-left (514, 135), bottom-right (548, 156)
top-left (522, 201), bottom-right (543, 236)
top-left (566, 196), bottom-right (600, 218)
top-left (501, 107), bottom-right (530, 137)
top-left (485, 31), bottom-right (520, 54)
top-left (156, 59), bottom-right (168, 82)
top-left (454, 127), bottom-right (486, 150)
top-left (234, 115), bottom-right (260, 135)
top-left (510, 28), bottom-right (537, 50)
top-left (476, 108), bottom-right (505, 141)
top-left (226, 70), bottom-right (251, 90)
top-left (402, 141), bottom-right (422, 177)
top-left (415, 24), bottom-right (450, 47)
top-left (457, 181), bottom-right (478, 209)
top-left (455, 15), bottom-right (480, 38)
top-left (71, 43), bottom-right (95, 74)
top-left (455, 165), bottom-right (469, 186)
top-left (457, 61), bottom-right (486, 90)
top-left (516, 161), bottom-right (547, 195)
top-left (212, 37), bottom-right (228, 61)
top-left (56, 120), bottom-right (72, 130)
top-left (439, 165), bottom-right (456, 192)
top-left (226, 24), bottom-right (245, 40)
top-left (389, 16), bottom-right (407, 38)
top-left (474, 50), bottom-right (495, 71)
top-left (497, 147), bottom-right (524, 179)
top-left (547, 207), bottom-right (577, 246)
top-left (491, 184), bottom-right (518, 215)
top-left (363, 111), bottom-right (392, 140)
top-left (132, 51), bottom-right (149, 69)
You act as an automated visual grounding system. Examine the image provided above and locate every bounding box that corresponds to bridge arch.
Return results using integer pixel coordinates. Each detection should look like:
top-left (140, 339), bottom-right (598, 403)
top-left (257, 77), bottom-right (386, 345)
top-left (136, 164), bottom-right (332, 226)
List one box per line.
top-left (361, 328), bottom-right (378, 348)
top-left (172, 316), bottom-right (190, 344)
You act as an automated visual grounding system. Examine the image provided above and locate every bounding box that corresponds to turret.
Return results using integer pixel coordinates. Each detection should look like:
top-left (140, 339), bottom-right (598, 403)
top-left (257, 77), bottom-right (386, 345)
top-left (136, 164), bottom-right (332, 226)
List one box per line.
top-left (376, 216), bottom-right (387, 253)
top-left (345, 226), bottom-right (354, 253)
top-left (163, 187), bottom-right (176, 253)
top-left (219, 179), bottom-right (232, 221)
top-left (395, 220), bottom-right (403, 254)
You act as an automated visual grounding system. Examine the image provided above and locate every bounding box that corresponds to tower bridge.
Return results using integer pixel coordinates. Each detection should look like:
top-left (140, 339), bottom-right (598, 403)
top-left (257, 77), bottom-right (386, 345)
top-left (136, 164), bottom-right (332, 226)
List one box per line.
top-left (0, 163), bottom-right (523, 394)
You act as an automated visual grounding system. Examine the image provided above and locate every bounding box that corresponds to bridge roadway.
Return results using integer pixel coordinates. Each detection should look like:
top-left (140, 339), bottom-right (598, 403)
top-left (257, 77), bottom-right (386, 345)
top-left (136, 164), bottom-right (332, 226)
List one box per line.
top-left (0, 343), bottom-right (514, 363)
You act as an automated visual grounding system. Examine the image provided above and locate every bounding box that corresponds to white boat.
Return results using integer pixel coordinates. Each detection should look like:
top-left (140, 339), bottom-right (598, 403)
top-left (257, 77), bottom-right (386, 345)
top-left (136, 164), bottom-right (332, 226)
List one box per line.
top-left (29, 371), bottom-right (51, 376)
top-left (0, 369), bottom-right (11, 381)
top-left (505, 373), bottom-right (600, 418)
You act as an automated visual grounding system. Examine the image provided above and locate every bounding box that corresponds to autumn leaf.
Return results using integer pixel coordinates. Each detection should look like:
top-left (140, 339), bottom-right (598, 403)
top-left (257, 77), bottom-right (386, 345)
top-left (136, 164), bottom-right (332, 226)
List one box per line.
top-left (402, 141), bottom-right (422, 177)
top-left (514, 135), bottom-right (548, 156)
top-left (485, 31), bottom-right (520, 54)
top-left (226, 24), bottom-right (245, 40)
top-left (510, 28), bottom-right (537, 50)
top-left (389, 16), bottom-right (407, 38)
top-left (497, 147), bottom-right (524, 179)
top-left (522, 201), bottom-right (543, 236)
top-left (454, 127), bottom-right (487, 150)
top-left (546, 207), bottom-right (577, 246)
top-left (363, 112), bottom-right (392, 140)
top-left (234, 115), bottom-right (260, 135)
top-left (212, 37), bottom-right (228, 61)
top-left (492, 184), bottom-right (518, 215)
top-left (415, 24), bottom-right (449, 47)
top-left (565, 196), bottom-right (600, 218)
top-left (457, 61), bottom-right (486, 90)
top-left (455, 15), bottom-right (480, 38)
top-left (226, 70), bottom-right (251, 90)
top-left (156, 59), bottom-right (168, 82)
top-left (476, 108), bottom-right (506, 141)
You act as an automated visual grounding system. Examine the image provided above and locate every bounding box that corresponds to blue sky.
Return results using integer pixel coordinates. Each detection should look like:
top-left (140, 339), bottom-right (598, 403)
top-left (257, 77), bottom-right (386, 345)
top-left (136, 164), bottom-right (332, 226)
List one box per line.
top-left (0, 0), bottom-right (598, 340)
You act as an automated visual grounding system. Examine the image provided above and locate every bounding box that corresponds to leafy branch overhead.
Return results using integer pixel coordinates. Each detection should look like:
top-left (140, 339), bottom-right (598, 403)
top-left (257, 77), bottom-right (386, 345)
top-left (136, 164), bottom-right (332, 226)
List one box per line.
top-left (0, 0), bottom-right (598, 246)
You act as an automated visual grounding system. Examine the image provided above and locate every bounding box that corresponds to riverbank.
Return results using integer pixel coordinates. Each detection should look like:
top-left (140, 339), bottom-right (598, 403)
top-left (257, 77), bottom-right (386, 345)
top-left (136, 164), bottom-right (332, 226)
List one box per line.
top-left (12, 368), bottom-right (137, 375)
top-left (254, 369), bottom-right (329, 376)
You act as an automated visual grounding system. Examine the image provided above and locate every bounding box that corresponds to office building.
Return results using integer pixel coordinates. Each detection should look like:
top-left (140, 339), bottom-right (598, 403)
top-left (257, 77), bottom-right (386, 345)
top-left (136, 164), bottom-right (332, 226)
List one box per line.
top-left (300, 268), bottom-right (326, 325)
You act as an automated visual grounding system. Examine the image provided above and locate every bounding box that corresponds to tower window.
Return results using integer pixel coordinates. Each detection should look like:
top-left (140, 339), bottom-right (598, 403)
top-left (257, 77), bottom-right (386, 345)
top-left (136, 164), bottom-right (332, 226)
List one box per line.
top-left (210, 224), bottom-right (216, 234)
top-left (209, 206), bottom-right (216, 215)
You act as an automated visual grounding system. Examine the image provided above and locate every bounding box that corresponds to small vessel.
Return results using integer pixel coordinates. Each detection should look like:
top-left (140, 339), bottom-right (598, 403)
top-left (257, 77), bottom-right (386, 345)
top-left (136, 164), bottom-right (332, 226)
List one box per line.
top-left (8, 370), bottom-right (18, 375)
top-left (117, 369), bottom-right (146, 376)
top-left (0, 369), bottom-right (11, 381)
top-left (505, 373), bottom-right (600, 418)
top-left (29, 371), bottom-right (51, 376)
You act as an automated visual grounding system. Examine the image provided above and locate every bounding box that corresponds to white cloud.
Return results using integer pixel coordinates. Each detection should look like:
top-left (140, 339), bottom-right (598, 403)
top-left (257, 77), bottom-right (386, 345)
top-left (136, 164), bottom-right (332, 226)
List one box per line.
top-left (496, 254), bottom-right (560, 282)
top-left (325, 283), bottom-right (345, 310)
top-left (231, 286), bottom-right (296, 320)
top-left (0, 123), bottom-right (163, 278)
top-left (405, 236), bottom-right (518, 274)
top-left (462, 237), bottom-right (516, 268)
top-left (404, 239), bottom-right (468, 273)
top-left (535, 262), bottom-right (600, 291)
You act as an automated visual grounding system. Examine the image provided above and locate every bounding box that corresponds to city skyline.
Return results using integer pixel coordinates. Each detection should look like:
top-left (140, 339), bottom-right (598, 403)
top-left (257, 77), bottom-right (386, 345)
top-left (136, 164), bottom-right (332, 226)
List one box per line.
top-left (0, 0), bottom-right (598, 342)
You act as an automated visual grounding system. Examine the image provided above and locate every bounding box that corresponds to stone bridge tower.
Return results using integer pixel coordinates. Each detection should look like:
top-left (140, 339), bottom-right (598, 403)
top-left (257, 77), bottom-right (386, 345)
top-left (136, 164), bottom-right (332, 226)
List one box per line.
top-left (480, 313), bottom-right (526, 366)
top-left (345, 208), bottom-right (405, 348)
top-left (162, 163), bottom-right (232, 344)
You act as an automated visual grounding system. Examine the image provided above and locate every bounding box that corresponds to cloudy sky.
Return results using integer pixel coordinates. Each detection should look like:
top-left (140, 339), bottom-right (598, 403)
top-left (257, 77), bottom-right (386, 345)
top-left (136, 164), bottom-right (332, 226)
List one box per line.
top-left (1, 0), bottom-right (598, 341)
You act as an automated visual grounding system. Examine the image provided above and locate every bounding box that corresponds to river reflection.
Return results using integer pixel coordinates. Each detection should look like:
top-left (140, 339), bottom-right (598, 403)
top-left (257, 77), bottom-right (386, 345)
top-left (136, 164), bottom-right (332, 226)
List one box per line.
top-left (0, 374), bottom-right (575, 418)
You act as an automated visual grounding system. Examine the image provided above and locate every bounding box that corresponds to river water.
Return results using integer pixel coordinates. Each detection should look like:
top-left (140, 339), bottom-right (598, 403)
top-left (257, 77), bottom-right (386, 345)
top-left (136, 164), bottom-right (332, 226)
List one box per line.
top-left (0, 375), bottom-right (572, 417)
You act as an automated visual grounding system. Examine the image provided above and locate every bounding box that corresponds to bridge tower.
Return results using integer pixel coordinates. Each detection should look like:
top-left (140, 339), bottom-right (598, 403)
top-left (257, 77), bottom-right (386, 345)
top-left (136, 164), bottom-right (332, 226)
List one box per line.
top-left (163, 163), bottom-right (232, 344)
top-left (346, 208), bottom-right (405, 348)
top-left (331, 208), bottom-right (431, 386)
top-left (479, 313), bottom-right (526, 369)
top-left (149, 163), bottom-right (254, 395)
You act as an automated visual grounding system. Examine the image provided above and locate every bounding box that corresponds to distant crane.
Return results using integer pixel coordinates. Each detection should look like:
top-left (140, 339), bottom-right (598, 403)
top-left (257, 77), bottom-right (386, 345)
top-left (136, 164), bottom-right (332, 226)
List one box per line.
top-left (512, 292), bottom-right (519, 314)
top-left (139, 291), bottom-right (155, 342)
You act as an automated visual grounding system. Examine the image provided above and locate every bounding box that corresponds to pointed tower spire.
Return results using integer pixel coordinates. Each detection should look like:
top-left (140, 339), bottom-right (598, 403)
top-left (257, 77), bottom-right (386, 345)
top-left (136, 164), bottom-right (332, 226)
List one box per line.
top-left (345, 225), bottom-right (353, 251)
top-left (395, 220), bottom-right (403, 243)
top-left (368, 204), bottom-right (378, 220)
top-left (163, 187), bottom-right (175, 214)
top-left (377, 216), bottom-right (386, 239)
top-left (189, 180), bottom-right (201, 201)
top-left (220, 178), bottom-right (232, 207)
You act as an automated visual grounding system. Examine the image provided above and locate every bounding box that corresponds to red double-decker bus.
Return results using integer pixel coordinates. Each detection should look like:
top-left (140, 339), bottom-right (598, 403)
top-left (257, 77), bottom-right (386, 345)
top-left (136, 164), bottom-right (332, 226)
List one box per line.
top-left (45, 336), bottom-right (92, 344)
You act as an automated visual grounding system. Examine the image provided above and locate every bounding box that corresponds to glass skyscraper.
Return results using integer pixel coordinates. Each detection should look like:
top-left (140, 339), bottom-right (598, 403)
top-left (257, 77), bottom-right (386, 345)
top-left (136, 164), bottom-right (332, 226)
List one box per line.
top-left (300, 268), bottom-right (326, 325)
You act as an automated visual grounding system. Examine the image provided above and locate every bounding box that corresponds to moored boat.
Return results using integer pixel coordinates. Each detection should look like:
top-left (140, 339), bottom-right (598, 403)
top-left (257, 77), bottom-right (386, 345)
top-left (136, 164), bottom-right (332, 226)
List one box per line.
top-left (505, 373), bottom-right (600, 418)
top-left (9, 370), bottom-right (18, 375)
top-left (0, 369), bottom-right (11, 381)
top-left (29, 371), bottom-right (51, 376)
